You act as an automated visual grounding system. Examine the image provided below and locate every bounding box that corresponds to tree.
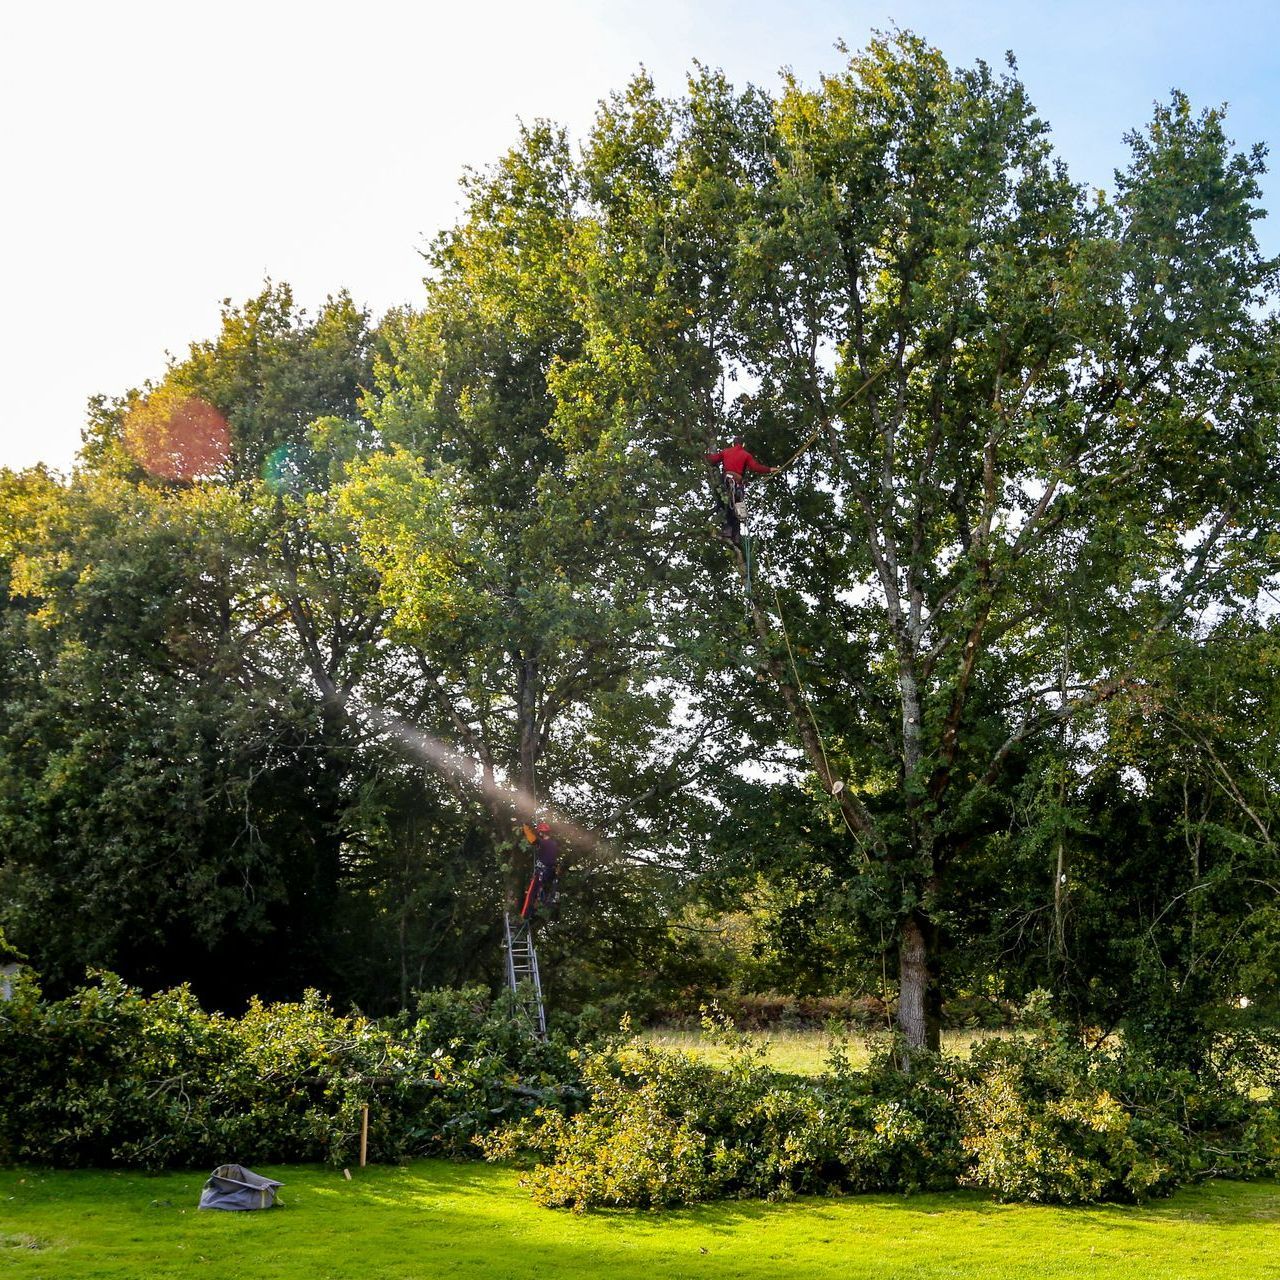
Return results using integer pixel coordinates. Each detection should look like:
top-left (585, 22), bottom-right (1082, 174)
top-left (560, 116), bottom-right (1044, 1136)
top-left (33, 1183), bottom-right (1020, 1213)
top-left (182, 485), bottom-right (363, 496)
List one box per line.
top-left (0, 289), bottom-right (398, 1004)
top-left (0, 468), bottom-right (306, 999)
top-left (1060, 617), bottom-right (1280, 1060)
top-left (3, 242), bottom-right (714, 1005)
top-left (338, 121), bottom-right (731, 879)
top-left (8, 40), bottom-right (1277, 1044)
top-left (537, 35), bottom-right (1280, 1051)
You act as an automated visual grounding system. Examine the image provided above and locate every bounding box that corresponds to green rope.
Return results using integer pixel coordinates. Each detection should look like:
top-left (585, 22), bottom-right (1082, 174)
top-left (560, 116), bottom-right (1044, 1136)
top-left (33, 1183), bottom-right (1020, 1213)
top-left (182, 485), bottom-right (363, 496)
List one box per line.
top-left (754, 537), bottom-right (870, 860)
top-left (770, 366), bottom-right (888, 477)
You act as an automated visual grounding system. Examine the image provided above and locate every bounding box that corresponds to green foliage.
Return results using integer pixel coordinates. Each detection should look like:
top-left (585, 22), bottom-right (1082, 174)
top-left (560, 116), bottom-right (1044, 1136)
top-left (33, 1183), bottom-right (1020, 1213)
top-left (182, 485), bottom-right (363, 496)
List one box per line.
top-left (0, 924), bottom-right (25, 963)
top-left (559, 32), bottom-right (1280, 1052)
top-left (2, 971), bottom-right (1277, 1213)
top-left (962, 1037), bottom-right (1176, 1202)
top-left (961, 1034), bottom-right (1280, 1203)
top-left (0, 292), bottom-right (393, 1005)
top-left (484, 1024), bottom-right (1278, 1210)
top-left (814, 1041), bottom-right (972, 1195)
top-left (651, 990), bottom-right (891, 1032)
top-left (481, 1021), bottom-right (834, 1208)
top-left (0, 973), bottom-right (579, 1170)
top-left (4, 31), bottom-right (1280, 1079)
top-left (482, 1022), bottom-right (968, 1209)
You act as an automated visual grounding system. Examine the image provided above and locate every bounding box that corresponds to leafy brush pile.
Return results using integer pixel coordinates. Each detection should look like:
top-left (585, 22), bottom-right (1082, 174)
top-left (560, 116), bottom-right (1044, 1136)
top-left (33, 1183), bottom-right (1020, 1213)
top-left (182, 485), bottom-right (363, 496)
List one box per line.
top-left (6, 973), bottom-right (1276, 1207)
top-left (960, 1035), bottom-right (1280, 1202)
top-left (480, 1021), bottom-right (969, 1208)
top-left (481, 1019), bottom-right (1280, 1210)
top-left (0, 972), bottom-right (580, 1168)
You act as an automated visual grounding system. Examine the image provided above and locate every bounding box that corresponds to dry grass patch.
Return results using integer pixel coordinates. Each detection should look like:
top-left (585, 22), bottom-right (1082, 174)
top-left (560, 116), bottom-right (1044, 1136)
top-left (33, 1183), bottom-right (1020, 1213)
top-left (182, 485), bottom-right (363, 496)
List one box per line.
top-left (640, 1026), bottom-right (1016, 1075)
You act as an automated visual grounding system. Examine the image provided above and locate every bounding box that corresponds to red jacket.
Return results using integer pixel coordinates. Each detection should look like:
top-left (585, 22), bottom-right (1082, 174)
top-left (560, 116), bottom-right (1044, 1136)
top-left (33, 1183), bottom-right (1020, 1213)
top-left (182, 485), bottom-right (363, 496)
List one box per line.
top-left (705, 445), bottom-right (773, 478)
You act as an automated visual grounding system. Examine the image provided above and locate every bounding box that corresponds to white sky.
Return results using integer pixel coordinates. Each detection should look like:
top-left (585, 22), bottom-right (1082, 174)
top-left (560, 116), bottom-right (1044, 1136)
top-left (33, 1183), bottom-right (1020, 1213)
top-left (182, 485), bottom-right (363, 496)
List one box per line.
top-left (2, 0), bottom-right (1278, 474)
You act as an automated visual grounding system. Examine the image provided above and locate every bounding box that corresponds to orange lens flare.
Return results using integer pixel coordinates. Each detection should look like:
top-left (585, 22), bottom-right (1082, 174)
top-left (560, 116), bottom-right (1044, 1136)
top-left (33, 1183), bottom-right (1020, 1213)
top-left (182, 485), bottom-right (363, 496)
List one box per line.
top-left (123, 393), bottom-right (230, 481)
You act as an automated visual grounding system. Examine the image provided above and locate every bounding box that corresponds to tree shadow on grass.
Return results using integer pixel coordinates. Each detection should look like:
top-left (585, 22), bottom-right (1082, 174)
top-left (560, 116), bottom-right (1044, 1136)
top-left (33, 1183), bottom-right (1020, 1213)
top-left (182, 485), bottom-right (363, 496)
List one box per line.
top-left (5, 1166), bottom-right (1279, 1280)
top-left (537, 1177), bottom-right (1280, 1239)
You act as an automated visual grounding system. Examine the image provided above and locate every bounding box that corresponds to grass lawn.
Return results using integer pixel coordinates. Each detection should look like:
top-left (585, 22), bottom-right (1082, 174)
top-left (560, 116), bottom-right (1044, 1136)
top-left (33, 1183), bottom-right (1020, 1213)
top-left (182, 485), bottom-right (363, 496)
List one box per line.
top-left (640, 1026), bottom-right (1013, 1075)
top-left (3, 1162), bottom-right (1278, 1280)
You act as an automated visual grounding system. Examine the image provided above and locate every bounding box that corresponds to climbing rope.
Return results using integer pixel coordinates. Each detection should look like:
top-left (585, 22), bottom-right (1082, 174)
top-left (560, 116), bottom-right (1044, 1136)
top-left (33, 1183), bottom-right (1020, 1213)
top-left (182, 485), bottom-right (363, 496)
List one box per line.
top-left (702, 364), bottom-right (886, 854)
top-left (749, 535), bottom-right (870, 858)
top-left (769, 366), bottom-right (888, 477)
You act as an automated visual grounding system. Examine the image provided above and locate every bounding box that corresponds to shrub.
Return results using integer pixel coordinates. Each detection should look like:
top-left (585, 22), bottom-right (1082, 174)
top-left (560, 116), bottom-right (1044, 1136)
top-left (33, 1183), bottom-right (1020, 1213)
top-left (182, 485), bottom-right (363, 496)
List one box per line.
top-left (960, 1034), bottom-right (1280, 1203)
top-left (818, 1041), bottom-right (970, 1193)
top-left (650, 990), bottom-right (889, 1031)
top-left (960, 1037), bottom-right (1175, 1202)
top-left (0, 972), bottom-right (581, 1169)
top-left (481, 1021), bottom-right (1279, 1211)
top-left (481, 1023), bottom-right (968, 1209)
top-left (6, 970), bottom-right (1274, 1209)
top-left (482, 1026), bottom-right (820, 1208)
top-left (647, 989), bottom-right (1012, 1032)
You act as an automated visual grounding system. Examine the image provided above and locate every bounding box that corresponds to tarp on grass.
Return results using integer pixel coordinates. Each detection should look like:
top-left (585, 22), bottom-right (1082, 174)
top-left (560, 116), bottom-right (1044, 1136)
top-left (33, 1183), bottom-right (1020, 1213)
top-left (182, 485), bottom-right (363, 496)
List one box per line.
top-left (198, 1164), bottom-right (283, 1211)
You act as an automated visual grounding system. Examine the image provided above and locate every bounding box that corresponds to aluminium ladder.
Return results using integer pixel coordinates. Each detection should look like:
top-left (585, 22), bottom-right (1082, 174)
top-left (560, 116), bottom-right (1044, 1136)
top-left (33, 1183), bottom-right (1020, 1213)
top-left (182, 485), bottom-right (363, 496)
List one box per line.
top-left (502, 911), bottom-right (547, 1037)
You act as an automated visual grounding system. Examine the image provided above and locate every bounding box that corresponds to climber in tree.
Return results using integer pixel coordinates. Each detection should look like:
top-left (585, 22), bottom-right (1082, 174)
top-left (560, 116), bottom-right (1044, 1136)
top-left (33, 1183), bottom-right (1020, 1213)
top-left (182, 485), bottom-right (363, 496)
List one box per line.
top-left (704, 438), bottom-right (777, 545)
top-left (521, 820), bottom-right (561, 919)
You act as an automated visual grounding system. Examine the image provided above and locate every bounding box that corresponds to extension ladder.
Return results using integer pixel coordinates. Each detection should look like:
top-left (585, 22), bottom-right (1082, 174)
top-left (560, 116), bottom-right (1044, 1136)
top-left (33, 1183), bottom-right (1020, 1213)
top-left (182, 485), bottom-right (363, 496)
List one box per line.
top-left (502, 911), bottom-right (547, 1037)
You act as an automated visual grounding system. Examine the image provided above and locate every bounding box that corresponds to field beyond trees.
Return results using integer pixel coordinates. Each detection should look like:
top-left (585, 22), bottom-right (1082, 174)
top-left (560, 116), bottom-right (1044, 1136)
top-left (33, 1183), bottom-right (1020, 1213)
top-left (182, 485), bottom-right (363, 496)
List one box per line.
top-left (640, 1025), bottom-right (1014, 1074)
top-left (4, 1163), bottom-right (1280, 1280)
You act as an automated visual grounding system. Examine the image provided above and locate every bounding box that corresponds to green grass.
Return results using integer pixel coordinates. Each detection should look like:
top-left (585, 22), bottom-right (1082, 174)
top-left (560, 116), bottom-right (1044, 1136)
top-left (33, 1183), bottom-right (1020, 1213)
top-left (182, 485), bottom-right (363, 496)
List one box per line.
top-left (640, 1026), bottom-right (1014, 1075)
top-left (3, 1162), bottom-right (1279, 1280)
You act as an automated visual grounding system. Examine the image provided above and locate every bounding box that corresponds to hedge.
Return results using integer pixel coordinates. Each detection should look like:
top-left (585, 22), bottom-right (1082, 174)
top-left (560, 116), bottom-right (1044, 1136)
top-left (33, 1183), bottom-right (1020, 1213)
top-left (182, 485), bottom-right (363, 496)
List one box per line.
top-left (0, 972), bottom-right (578, 1169)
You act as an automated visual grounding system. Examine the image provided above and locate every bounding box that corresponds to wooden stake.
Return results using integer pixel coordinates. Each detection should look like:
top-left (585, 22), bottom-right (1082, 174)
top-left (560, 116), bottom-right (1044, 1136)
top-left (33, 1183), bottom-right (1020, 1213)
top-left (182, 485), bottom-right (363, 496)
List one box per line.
top-left (359, 1104), bottom-right (369, 1168)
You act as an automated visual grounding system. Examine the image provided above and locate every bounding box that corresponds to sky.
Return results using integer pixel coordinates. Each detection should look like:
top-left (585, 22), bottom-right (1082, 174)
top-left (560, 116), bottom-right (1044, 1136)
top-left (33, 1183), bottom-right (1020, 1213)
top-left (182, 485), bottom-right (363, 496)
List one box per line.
top-left (2, 0), bottom-right (1279, 474)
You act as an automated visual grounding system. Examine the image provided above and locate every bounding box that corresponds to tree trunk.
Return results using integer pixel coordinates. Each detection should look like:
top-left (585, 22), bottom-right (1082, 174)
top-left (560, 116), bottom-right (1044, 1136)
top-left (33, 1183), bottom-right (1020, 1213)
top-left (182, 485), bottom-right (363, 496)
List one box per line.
top-left (398, 903), bottom-right (409, 1011)
top-left (1053, 836), bottom-right (1068, 960)
top-left (897, 909), bottom-right (942, 1058)
top-left (517, 656), bottom-right (539, 807)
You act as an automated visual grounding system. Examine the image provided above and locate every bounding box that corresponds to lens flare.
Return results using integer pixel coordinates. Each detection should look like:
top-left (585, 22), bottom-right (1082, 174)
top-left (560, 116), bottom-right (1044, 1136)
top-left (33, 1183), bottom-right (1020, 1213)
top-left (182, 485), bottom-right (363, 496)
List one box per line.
top-left (123, 391), bottom-right (230, 481)
top-left (262, 442), bottom-right (312, 496)
top-left (355, 699), bottom-right (614, 860)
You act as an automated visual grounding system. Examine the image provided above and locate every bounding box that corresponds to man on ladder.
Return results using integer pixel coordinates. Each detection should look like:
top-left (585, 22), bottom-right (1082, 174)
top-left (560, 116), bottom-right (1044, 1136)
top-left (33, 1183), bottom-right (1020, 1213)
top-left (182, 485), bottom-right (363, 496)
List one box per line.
top-left (704, 438), bottom-right (778, 547)
top-left (506, 819), bottom-right (558, 1038)
top-left (520, 820), bottom-right (560, 920)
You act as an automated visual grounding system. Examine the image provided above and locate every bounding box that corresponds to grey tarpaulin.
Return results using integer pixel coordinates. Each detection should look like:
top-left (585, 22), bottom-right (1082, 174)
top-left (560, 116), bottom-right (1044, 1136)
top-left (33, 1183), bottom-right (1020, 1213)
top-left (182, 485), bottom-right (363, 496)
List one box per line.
top-left (198, 1164), bottom-right (283, 1211)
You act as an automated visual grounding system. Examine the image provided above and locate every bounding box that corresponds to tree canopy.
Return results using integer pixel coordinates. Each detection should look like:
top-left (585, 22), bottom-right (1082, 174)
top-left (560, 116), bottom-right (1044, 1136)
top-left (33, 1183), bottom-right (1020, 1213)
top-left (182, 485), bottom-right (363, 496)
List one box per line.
top-left (1, 33), bottom-right (1277, 1057)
